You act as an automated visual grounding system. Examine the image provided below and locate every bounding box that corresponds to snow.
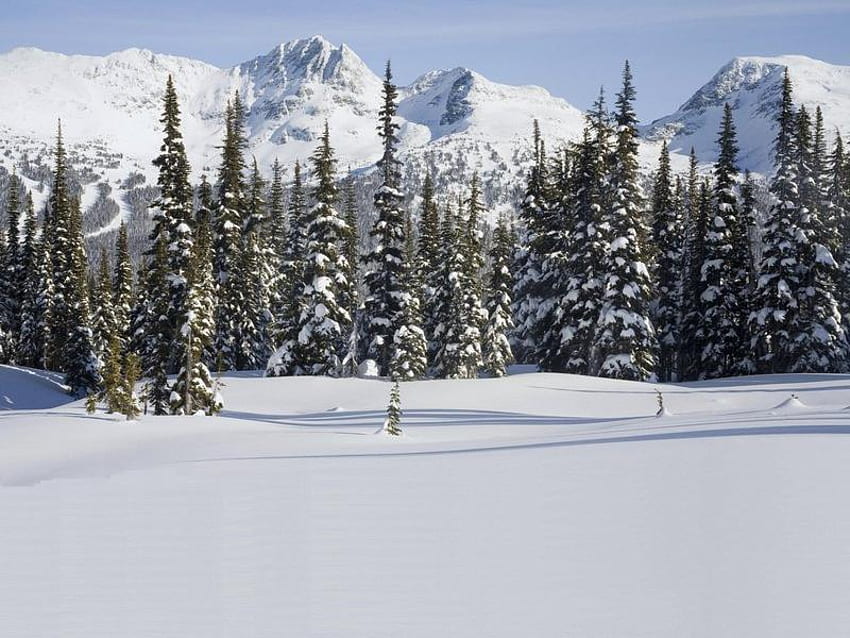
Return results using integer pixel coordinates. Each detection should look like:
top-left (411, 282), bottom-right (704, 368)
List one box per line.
top-left (647, 55), bottom-right (850, 173)
top-left (2, 368), bottom-right (850, 636)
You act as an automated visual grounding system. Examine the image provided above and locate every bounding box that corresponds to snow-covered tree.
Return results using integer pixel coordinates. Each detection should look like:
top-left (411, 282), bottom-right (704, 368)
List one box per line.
top-left (593, 62), bottom-right (657, 380)
top-left (280, 123), bottom-right (352, 376)
top-left (482, 214), bottom-right (515, 377)
top-left (213, 95), bottom-right (248, 371)
top-left (698, 103), bottom-right (746, 379)
top-left (382, 381), bottom-right (402, 436)
top-left (362, 62), bottom-right (410, 376)
top-left (650, 142), bottom-right (682, 381)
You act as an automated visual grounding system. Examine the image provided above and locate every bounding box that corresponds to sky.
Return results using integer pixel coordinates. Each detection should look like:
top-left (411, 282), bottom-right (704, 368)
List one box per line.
top-left (1, 0), bottom-right (849, 122)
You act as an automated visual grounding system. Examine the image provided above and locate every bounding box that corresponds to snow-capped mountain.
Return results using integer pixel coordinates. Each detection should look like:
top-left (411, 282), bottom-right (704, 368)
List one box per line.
top-left (0, 35), bottom-right (586, 236)
top-left (646, 55), bottom-right (850, 173)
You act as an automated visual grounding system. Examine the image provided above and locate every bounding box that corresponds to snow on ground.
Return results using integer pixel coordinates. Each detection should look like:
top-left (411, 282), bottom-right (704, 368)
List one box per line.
top-left (2, 368), bottom-right (850, 636)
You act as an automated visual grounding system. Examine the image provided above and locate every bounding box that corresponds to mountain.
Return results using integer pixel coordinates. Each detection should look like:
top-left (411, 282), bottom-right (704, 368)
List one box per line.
top-left (0, 35), bottom-right (587, 246)
top-left (646, 55), bottom-right (850, 173)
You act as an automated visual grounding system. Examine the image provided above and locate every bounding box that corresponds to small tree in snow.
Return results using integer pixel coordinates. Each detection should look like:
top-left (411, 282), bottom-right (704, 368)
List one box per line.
top-left (382, 381), bottom-right (402, 436)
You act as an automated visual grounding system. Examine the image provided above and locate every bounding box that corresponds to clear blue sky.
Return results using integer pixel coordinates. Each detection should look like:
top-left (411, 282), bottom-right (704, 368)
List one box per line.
top-left (2, 0), bottom-right (849, 121)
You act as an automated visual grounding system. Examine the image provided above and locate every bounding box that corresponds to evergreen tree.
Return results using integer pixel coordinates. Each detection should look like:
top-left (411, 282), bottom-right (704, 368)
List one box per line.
top-left (482, 215), bottom-right (515, 377)
top-left (678, 149), bottom-right (705, 379)
top-left (90, 250), bottom-right (116, 359)
top-left (751, 71), bottom-right (805, 373)
top-left (213, 95), bottom-right (248, 371)
top-left (792, 106), bottom-right (847, 371)
top-left (237, 158), bottom-right (274, 370)
top-left (112, 223), bottom-right (134, 354)
top-left (2, 172), bottom-right (23, 360)
top-left (18, 206), bottom-right (52, 369)
top-left (382, 381), bottom-right (402, 436)
top-left (545, 95), bottom-right (610, 374)
top-left (513, 120), bottom-right (552, 364)
top-left (593, 62), bottom-right (657, 380)
top-left (650, 142), bottom-right (682, 381)
top-left (170, 211), bottom-right (222, 415)
top-left (362, 62), bottom-right (409, 376)
top-left (62, 197), bottom-right (102, 397)
top-left (698, 103), bottom-right (746, 378)
top-left (149, 75), bottom-right (194, 376)
top-left (267, 161), bottom-right (307, 376)
top-left (416, 174), bottom-right (442, 370)
top-left (340, 170), bottom-right (361, 376)
top-left (287, 123), bottom-right (352, 376)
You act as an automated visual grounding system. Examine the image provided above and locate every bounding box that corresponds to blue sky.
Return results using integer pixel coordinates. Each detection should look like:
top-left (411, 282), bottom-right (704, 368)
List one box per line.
top-left (2, 0), bottom-right (849, 121)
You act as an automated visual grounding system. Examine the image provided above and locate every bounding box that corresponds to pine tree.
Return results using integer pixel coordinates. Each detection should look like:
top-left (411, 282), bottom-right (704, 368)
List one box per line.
top-left (90, 250), bottom-right (116, 359)
top-left (121, 353), bottom-right (143, 420)
top-left (170, 213), bottom-right (222, 415)
top-left (18, 207), bottom-right (52, 369)
top-left (362, 61), bottom-right (409, 376)
top-left (237, 158), bottom-right (274, 370)
top-left (792, 105), bottom-right (847, 371)
top-left (112, 223), bottom-right (133, 353)
top-left (482, 215), bottom-right (515, 377)
top-left (678, 149), bottom-right (706, 380)
top-left (2, 172), bottom-right (23, 360)
top-left (593, 62), bottom-right (657, 380)
top-left (416, 174), bottom-right (442, 369)
top-left (289, 123), bottom-right (352, 376)
top-left (545, 94), bottom-right (610, 374)
top-left (828, 134), bottom-right (850, 328)
top-left (650, 142), bottom-right (682, 381)
top-left (698, 103), bottom-right (746, 379)
top-left (382, 381), bottom-right (402, 436)
top-left (149, 75), bottom-right (194, 377)
top-left (136, 237), bottom-right (171, 414)
top-left (340, 170), bottom-right (361, 376)
top-left (750, 70), bottom-right (805, 373)
top-left (213, 95), bottom-right (248, 371)
top-left (513, 120), bottom-right (552, 364)
top-left (267, 161), bottom-right (307, 376)
top-left (63, 197), bottom-right (102, 397)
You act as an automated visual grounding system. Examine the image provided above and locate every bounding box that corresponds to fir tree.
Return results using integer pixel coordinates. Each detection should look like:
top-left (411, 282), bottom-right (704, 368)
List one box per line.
top-left (170, 214), bottom-right (222, 415)
top-left (482, 215), bottom-right (515, 377)
top-left (382, 381), bottom-right (402, 436)
top-left (2, 172), bottom-right (23, 360)
top-left (213, 95), bottom-right (248, 371)
top-left (112, 223), bottom-right (133, 354)
top-left (650, 142), bottom-right (682, 381)
top-left (18, 213), bottom-right (52, 369)
top-left (698, 103), bottom-right (746, 379)
top-left (90, 250), bottom-right (116, 359)
top-left (267, 161), bottom-right (307, 376)
top-left (286, 123), bottom-right (352, 376)
top-left (362, 61), bottom-right (409, 376)
top-left (340, 170), bottom-right (361, 376)
top-left (593, 62), bottom-right (657, 380)
top-left (416, 175), bottom-right (442, 370)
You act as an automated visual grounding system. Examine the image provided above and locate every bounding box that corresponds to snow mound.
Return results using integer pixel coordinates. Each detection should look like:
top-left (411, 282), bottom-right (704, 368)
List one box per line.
top-left (770, 394), bottom-right (807, 413)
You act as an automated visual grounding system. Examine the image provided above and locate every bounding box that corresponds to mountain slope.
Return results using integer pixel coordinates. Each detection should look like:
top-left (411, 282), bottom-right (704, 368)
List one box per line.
top-left (0, 35), bottom-right (587, 240)
top-left (646, 55), bottom-right (850, 172)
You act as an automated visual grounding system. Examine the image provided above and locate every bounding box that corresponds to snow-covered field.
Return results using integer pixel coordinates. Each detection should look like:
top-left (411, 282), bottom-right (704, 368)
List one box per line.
top-left (2, 365), bottom-right (850, 637)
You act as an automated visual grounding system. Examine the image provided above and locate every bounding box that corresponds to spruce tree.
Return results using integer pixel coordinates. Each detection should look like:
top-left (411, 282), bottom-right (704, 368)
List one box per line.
top-left (750, 70), bottom-right (805, 373)
top-left (382, 381), bottom-right (402, 436)
top-left (362, 62), bottom-right (409, 376)
top-left (267, 161), bottom-right (307, 376)
top-left (18, 212), bottom-right (52, 369)
top-left (593, 62), bottom-right (657, 380)
top-left (650, 142), bottom-right (682, 381)
top-left (90, 250), bottom-right (116, 359)
top-left (416, 174), bottom-right (442, 369)
top-left (2, 172), bottom-right (23, 360)
top-left (698, 103), bottom-right (746, 378)
top-left (340, 171), bottom-right (361, 376)
top-left (170, 211), bottom-right (222, 415)
top-left (112, 223), bottom-right (134, 354)
top-left (213, 95), bottom-right (248, 371)
top-left (513, 120), bottom-right (551, 364)
top-left (291, 123), bottom-right (352, 375)
top-left (482, 214), bottom-right (515, 377)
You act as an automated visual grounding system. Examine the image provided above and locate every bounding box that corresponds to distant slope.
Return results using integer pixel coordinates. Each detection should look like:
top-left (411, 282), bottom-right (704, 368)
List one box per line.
top-left (646, 55), bottom-right (850, 172)
top-left (0, 365), bottom-right (70, 410)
